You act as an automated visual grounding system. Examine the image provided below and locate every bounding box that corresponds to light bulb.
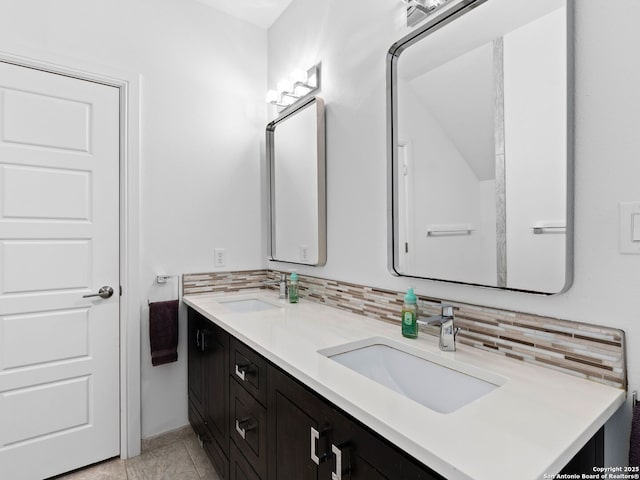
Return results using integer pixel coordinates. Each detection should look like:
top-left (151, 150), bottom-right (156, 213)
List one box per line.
top-left (290, 69), bottom-right (308, 84)
top-left (293, 85), bottom-right (311, 97)
top-left (265, 90), bottom-right (279, 103)
top-left (277, 79), bottom-right (294, 95)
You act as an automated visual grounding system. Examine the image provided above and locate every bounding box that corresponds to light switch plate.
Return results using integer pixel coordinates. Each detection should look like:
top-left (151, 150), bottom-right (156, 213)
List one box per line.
top-left (619, 202), bottom-right (640, 254)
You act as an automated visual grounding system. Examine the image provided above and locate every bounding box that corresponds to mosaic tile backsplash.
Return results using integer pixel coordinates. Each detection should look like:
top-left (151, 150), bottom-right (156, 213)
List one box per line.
top-left (183, 270), bottom-right (627, 390)
top-left (183, 270), bottom-right (268, 295)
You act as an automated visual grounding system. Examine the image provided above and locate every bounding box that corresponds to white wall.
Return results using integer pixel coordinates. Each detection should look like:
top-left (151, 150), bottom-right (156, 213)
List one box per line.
top-left (268, 0), bottom-right (640, 466)
top-left (0, 0), bottom-right (267, 438)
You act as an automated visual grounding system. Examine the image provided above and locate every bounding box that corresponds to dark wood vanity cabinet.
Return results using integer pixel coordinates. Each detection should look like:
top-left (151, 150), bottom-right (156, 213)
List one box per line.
top-left (188, 307), bottom-right (442, 480)
top-left (187, 309), bottom-right (206, 416)
top-left (268, 365), bottom-right (444, 480)
top-left (187, 308), bottom-right (230, 478)
top-left (267, 366), bottom-right (333, 480)
top-left (187, 307), bottom-right (603, 480)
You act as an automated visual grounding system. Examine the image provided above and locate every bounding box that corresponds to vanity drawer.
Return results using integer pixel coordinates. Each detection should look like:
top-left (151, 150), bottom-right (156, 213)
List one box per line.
top-left (188, 400), bottom-right (207, 443)
top-left (230, 337), bottom-right (267, 406)
top-left (230, 378), bottom-right (267, 479)
top-left (190, 400), bottom-right (229, 479)
top-left (230, 441), bottom-right (261, 480)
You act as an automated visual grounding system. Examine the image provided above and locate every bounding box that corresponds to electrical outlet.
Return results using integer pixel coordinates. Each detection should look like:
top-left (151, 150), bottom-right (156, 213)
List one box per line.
top-left (300, 245), bottom-right (310, 262)
top-left (620, 202), bottom-right (640, 254)
top-left (214, 248), bottom-right (226, 267)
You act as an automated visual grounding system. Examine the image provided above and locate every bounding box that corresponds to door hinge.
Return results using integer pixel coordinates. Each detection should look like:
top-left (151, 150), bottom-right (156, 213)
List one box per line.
top-left (119, 285), bottom-right (122, 296)
top-left (405, 242), bottom-right (409, 253)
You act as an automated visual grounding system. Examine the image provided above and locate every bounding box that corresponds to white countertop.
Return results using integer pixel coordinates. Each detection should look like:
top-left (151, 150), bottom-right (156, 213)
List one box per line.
top-left (183, 291), bottom-right (625, 480)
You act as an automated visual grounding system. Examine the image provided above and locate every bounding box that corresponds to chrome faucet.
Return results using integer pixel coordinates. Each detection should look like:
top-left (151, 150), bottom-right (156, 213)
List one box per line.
top-left (263, 274), bottom-right (287, 299)
top-left (418, 305), bottom-right (459, 352)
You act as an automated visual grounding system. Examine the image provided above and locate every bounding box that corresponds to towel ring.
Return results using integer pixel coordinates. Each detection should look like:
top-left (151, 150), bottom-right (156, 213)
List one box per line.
top-left (148, 274), bottom-right (181, 306)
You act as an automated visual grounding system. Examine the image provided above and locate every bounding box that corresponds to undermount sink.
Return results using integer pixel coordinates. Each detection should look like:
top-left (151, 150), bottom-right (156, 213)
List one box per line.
top-left (217, 297), bottom-right (282, 314)
top-left (319, 337), bottom-right (506, 414)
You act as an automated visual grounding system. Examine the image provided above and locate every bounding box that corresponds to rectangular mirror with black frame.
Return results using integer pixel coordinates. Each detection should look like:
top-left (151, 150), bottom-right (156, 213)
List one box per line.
top-left (387, 0), bottom-right (573, 294)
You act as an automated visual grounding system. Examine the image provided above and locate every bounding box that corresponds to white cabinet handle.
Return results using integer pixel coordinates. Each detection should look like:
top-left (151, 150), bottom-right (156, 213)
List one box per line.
top-left (235, 419), bottom-right (246, 439)
top-left (234, 364), bottom-right (246, 381)
top-left (310, 427), bottom-right (320, 465)
top-left (331, 444), bottom-right (342, 480)
top-left (235, 418), bottom-right (256, 440)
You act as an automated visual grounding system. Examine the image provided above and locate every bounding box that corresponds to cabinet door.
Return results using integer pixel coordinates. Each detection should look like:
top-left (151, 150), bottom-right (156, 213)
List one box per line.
top-left (328, 410), bottom-right (445, 480)
top-left (559, 426), bottom-right (604, 475)
top-left (268, 367), bottom-right (333, 480)
top-left (327, 414), bottom-right (389, 480)
top-left (188, 308), bottom-right (230, 479)
top-left (230, 442), bottom-right (261, 480)
top-left (187, 309), bottom-right (206, 419)
top-left (203, 322), bottom-right (230, 455)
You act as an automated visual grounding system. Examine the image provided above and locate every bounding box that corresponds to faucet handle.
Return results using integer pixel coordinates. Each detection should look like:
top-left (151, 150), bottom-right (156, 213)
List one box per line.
top-left (441, 305), bottom-right (454, 318)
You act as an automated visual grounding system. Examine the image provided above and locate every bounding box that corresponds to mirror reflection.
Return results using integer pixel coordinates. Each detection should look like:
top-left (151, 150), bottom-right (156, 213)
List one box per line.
top-left (389, 0), bottom-right (572, 293)
top-left (267, 97), bottom-right (326, 266)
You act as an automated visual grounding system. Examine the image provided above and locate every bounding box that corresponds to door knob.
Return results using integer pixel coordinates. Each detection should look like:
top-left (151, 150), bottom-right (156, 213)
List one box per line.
top-left (83, 286), bottom-right (114, 299)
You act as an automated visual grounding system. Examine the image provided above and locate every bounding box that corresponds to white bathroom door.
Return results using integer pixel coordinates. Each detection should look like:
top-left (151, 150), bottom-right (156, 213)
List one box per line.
top-left (397, 142), bottom-right (414, 275)
top-left (0, 62), bottom-right (120, 479)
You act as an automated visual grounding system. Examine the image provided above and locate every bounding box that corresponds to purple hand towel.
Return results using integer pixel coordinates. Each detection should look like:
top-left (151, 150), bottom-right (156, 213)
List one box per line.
top-left (631, 401), bottom-right (640, 467)
top-left (149, 299), bottom-right (179, 366)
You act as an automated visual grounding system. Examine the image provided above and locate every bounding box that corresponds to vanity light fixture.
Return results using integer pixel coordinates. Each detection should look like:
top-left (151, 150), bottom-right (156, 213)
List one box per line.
top-left (266, 64), bottom-right (320, 110)
top-left (402, 0), bottom-right (454, 27)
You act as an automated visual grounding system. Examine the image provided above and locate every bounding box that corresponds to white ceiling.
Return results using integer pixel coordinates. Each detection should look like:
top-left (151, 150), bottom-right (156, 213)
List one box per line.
top-left (194, 0), bottom-right (294, 28)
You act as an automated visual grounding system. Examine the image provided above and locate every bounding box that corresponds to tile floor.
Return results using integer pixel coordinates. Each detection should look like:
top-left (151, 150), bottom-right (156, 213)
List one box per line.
top-left (52, 427), bottom-right (220, 480)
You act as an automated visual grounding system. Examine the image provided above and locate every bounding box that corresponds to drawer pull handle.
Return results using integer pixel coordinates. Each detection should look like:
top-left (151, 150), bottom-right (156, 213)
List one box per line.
top-left (235, 418), bottom-right (257, 440)
top-left (234, 363), bottom-right (252, 381)
top-left (196, 330), bottom-right (208, 352)
top-left (235, 419), bottom-right (246, 439)
top-left (311, 427), bottom-right (320, 465)
top-left (331, 444), bottom-right (342, 480)
top-left (311, 426), bottom-right (332, 465)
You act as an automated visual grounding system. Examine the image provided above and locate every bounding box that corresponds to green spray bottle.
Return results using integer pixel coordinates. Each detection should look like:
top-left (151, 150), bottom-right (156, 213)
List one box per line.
top-left (401, 287), bottom-right (418, 338)
top-left (288, 271), bottom-right (299, 303)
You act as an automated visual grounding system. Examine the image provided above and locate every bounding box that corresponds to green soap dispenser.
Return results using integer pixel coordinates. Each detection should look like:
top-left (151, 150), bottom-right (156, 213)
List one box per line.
top-left (288, 271), bottom-right (299, 303)
top-left (401, 287), bottom-right (418, 338)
